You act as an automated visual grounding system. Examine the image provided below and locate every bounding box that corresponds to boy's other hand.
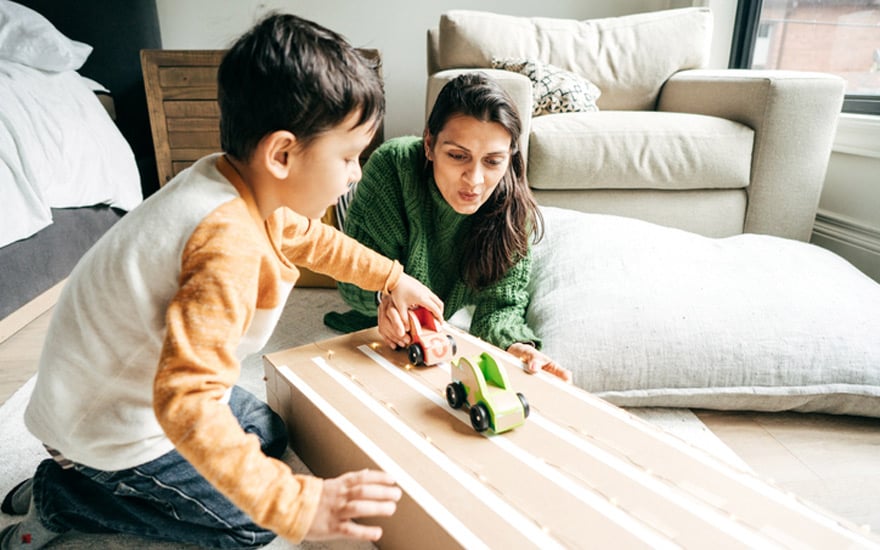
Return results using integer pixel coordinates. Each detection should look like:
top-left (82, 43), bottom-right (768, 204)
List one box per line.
top-left (388, 273), bottom-right (443, 328)
top-left (306, 469), bottom-right (402, 542)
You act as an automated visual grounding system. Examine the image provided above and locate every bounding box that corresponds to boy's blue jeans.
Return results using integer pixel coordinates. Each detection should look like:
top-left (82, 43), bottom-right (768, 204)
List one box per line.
top-left (31, 386), bottom-right (288, 549)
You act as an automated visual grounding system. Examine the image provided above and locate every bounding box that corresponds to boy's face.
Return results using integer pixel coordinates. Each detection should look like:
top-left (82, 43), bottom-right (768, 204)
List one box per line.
top-left (282, 111), bottom-right (376, 219)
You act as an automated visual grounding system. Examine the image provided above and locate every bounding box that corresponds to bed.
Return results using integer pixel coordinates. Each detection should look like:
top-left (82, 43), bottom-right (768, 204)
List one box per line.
top-left (0, 0), bottom-right (160, 331)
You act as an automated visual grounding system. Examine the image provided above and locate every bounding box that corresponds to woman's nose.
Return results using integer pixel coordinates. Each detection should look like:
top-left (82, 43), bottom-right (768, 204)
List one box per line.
top-left (465, 162), bottom-right (484, 185)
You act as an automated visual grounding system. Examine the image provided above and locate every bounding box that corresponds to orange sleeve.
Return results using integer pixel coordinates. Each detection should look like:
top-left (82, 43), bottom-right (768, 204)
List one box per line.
top-left (273, 208), bottom-right (403, 293)
top-left (154, 203), bottom-right (321, 542)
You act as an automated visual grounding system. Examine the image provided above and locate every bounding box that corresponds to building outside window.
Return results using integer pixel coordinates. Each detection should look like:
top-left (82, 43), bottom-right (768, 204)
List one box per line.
top-left (733, 0), bottom-right (880, 114)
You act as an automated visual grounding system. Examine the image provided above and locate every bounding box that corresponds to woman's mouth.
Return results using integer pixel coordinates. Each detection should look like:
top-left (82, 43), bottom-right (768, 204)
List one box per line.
top-left (459, 190), bottom-right (480, 202)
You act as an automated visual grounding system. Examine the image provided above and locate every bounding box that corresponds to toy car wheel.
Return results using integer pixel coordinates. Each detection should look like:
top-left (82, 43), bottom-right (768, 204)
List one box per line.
top-left (446, 382), bottom-right (465, 409)
top-left (517, 392), bottom-right (530, 418)
top-left (447, 334), bottom-right (457, 355)
top-left (408, 343), bottom-right (425, 366)
top-left (470, 403), bottom-right (490, 432)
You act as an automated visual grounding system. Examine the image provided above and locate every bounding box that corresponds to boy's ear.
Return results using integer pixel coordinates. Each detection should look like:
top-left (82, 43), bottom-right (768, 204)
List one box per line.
top-left (261, 130), bottom-right (298, 179)
top-left (423, 131), bottom-right (434, 161)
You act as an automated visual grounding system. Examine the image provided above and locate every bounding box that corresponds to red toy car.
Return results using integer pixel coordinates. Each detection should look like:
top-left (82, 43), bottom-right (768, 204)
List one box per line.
top-left (406, 306), bottom-right (457, 366)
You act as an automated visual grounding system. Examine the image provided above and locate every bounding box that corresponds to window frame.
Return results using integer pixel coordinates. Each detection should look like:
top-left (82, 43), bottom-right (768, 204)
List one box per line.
top-left (729, 0), bottom-right (880, 115)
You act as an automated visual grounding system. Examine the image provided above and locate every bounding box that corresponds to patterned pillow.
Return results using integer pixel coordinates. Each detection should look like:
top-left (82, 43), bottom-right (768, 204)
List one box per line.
top-left (491, 58), bottom-right (601, 116)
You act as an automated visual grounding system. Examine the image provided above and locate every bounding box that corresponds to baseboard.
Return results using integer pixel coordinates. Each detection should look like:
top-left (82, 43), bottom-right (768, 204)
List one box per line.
top-left (0, 279), bottom-right (65, 344)
top-left (812, 211), bottom-right (880, 282)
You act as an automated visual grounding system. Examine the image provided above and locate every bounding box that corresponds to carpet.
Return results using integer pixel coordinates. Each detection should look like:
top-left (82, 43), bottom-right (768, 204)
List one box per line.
top-left (0, 288), bottom-right (747, 548)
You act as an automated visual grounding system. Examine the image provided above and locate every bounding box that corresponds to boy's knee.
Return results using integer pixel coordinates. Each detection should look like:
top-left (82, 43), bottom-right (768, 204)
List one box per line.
top-left (229, 387), bottom-right (288, 458)
top-left (262, 412), bottom-right (288, 458)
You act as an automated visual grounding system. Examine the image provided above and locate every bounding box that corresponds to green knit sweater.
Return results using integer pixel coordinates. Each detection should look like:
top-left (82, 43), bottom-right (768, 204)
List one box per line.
top-left (325, 136), bottom-right (541, 350)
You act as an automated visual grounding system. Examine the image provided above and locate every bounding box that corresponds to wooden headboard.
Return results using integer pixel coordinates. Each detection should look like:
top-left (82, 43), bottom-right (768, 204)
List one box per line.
top-left (141, 50), bottom-right (226, 187)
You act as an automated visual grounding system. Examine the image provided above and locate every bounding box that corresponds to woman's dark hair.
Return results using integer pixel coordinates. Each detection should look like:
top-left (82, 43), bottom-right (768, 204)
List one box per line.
top-left (218, 13), bottom-right (384, 160)
top-left (425, 72), bottom-right (543, 289)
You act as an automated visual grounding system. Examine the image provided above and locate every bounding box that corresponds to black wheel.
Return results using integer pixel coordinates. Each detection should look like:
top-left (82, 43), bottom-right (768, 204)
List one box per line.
top-left (447, 334), bottom-right (457, 355)
top-left (470, 403), bottom-right (490, 432)
top-left (517, 392), bottom-right (530, 418)
top-left (408, 343), bottom-right (424, 365)
top-left (446, 382), bottom-right (465, 409)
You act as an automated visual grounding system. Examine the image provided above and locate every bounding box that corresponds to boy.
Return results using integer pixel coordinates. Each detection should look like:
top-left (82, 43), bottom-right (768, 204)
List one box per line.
top-left (0, 13), bottom-right (442, 549)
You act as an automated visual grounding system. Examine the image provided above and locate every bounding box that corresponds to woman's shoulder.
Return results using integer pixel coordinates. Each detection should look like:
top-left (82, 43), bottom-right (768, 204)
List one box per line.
top-left (371, 135), bottom-right (423, 160)
top-left (363, 136), bottom-right (425, 187)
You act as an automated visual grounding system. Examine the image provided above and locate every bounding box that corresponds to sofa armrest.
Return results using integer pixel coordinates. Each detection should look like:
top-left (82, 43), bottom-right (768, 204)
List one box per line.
top-left (658, 69), bottom-right (845, 241)
top-left (426, 68), bottom-right (533, 161)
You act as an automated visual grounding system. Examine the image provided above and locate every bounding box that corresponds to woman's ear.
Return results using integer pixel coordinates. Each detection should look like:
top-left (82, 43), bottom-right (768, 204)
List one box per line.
top-left (261, 130), bottom-right (298, 179)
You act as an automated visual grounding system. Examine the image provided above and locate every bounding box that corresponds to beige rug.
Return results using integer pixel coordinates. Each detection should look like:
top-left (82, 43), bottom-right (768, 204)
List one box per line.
top-left (0, 288), bottom-right (746, 548)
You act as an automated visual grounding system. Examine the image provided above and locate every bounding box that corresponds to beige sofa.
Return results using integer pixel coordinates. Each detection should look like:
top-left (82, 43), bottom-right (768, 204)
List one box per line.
top-left (426, 8), bottom-right (846, 240)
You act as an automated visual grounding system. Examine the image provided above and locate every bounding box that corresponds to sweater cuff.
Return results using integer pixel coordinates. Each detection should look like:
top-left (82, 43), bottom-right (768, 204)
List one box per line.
top-left (383, 260), bottom-right (404, 294)
top-left (280, 476), bottom-right (323, 543)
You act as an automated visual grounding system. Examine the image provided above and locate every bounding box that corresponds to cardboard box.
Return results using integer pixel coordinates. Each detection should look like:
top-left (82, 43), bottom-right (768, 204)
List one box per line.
top-left (264, 327), bottom-right (877, 549)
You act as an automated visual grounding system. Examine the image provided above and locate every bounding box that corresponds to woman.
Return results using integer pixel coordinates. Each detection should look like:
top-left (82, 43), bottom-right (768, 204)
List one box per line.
top-left (325, 72), bottom-right (570, 382)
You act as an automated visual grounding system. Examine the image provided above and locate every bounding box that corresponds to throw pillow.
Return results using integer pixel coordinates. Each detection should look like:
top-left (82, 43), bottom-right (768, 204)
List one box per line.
top-left (492, 58), bottom-right (600, 116)
top-left (0, 1), bottom-right (92, 71)
top-left (527, 207), bottom-right (880, 417)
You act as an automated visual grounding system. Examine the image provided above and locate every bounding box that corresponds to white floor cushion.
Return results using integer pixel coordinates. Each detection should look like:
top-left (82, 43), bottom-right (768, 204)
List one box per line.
top-left (527, 207), bottom-right (880, 417)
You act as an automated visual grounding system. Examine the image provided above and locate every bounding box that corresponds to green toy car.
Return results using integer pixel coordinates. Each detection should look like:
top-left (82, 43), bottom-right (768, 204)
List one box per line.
top-left (446, 352), bottom-right (529, 433)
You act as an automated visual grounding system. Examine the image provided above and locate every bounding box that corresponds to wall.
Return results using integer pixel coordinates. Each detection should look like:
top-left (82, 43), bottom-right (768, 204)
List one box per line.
top-left (155, 0), bottom-right (672, 137)
top-left (812, 116), bottom-right (880, 282)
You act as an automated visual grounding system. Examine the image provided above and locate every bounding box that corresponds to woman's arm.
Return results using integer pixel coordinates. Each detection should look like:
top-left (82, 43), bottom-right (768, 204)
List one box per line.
top-left (469, 250), bottom-right (540, 351)
top-left (471, 250), bottom-right (571, 382)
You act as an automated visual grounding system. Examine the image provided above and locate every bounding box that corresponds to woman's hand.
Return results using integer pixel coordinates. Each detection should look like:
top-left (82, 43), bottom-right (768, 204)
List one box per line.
top-left (306, 469), bottom-right (402, 542)
top-left (507, 342), bottom-right (572, 383)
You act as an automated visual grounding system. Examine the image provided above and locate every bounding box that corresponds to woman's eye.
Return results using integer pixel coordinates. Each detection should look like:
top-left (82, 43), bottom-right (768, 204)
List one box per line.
top-left (448, 152), bottom-right (467, 161)
top-left (484, 157), bottom-right (505, 167)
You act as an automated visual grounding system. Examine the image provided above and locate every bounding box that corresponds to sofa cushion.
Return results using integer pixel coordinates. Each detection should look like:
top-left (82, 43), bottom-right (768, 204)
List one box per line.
top-left (491, 58), bottom-right (601, 116)
top-left (527, 111), bottom-right (753, 191)
top-left (527, 207), bottom-right (880, 417)
top-left (436, 8), bottom-right (711, 110)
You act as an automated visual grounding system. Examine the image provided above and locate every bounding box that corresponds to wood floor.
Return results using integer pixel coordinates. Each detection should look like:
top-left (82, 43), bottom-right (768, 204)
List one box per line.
top-left (2, 304), bottom-right (878, 541)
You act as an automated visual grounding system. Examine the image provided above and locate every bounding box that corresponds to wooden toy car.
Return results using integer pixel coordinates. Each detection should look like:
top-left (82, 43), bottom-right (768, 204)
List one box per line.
top-left (406, 306), bottom-right (456, 366)
top-left (446, 352), bottom-right (529, 433)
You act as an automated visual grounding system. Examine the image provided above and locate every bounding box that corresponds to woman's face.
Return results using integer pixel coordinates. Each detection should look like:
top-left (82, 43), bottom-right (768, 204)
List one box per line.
top-left (425, 114), bottom-right (512, 215)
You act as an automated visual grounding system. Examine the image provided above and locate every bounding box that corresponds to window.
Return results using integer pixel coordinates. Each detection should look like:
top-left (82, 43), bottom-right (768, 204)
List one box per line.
top-left (730, 0), bottom-right (880, 115)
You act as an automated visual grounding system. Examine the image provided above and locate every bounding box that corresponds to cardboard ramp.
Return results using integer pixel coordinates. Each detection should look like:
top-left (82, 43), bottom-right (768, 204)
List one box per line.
top-left (264, 327), bottom-right (877, 550)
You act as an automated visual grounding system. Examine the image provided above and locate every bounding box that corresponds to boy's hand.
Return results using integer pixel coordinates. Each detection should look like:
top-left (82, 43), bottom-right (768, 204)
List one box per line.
top-left (377, 297), bottom-right (409, 349)
top-left (387, 273), bottom-right (443, 330)
top-left (507, 342), bottom-right (572, 383)
top-left (306, 469), bottom-right (402, 542)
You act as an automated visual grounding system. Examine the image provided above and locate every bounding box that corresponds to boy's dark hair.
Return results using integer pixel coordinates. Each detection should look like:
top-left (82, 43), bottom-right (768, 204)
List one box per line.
top-left (218, 13), bottom-right (384, 161)
top-left (425, 72), bottom-right (543, 289)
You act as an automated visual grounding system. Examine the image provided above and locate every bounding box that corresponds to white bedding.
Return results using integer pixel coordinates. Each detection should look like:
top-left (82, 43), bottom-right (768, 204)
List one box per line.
top-left (0, 59), bottom-right (142, 247)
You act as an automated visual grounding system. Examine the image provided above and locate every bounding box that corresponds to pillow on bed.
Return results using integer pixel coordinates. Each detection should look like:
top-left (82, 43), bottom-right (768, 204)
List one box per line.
top-left (527, 207), bottom-right (880, 417)
top-left (0, 1), bottom-right (92, 71)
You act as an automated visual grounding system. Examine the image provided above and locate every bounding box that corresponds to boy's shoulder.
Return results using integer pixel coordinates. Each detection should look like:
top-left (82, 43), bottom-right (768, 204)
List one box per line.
top-left (121, 154), bottom-right (251, 244)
